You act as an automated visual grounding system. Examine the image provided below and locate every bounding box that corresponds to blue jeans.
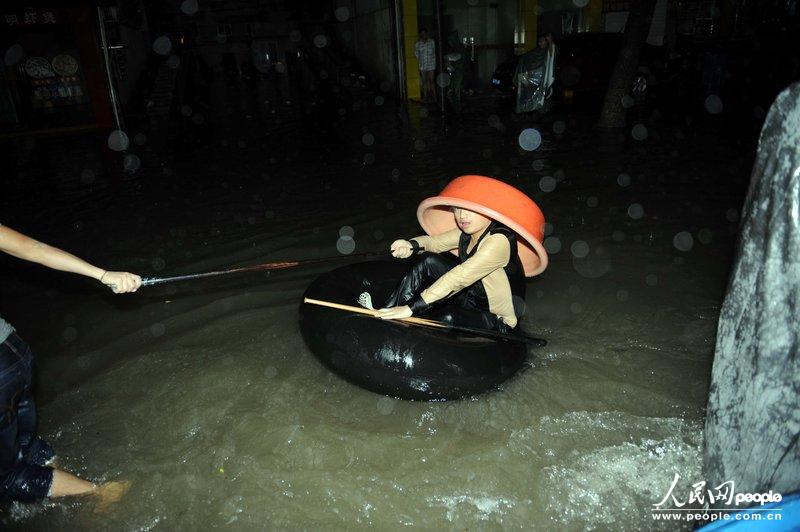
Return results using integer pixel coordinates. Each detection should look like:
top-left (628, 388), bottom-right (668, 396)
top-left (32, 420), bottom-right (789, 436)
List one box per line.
top-left (0, 333), bottom-right (55, 502)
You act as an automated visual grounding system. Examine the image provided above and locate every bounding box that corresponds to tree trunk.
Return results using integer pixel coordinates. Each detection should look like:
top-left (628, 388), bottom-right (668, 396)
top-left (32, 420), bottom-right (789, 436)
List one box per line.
top-left (597, 0), bottom-right (657, 129)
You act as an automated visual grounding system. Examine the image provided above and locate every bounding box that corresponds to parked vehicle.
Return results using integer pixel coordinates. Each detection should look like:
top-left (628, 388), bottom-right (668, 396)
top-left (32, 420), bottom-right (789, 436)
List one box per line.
top-left (491, 32), bottom-right (662, 106)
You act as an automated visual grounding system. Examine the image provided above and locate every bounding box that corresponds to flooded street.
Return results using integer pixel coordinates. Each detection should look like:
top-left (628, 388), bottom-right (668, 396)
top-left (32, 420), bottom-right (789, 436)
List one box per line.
top-left (0, 75), bottom-right (751, 529)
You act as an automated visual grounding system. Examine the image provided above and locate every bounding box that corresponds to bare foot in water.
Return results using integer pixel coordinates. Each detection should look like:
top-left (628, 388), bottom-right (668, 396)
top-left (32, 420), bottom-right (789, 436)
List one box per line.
top-left (93, 480), bottom-right (131, 514)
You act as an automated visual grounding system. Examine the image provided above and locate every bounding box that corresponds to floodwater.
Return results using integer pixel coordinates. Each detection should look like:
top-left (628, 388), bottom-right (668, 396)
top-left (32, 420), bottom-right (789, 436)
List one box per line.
top-left (0, 74), bottom-right (752, 529)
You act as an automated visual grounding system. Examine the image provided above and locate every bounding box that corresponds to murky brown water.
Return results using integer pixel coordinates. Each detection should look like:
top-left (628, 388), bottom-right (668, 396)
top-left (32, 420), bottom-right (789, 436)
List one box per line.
top-left (0, 78), bottom-right (751, 529)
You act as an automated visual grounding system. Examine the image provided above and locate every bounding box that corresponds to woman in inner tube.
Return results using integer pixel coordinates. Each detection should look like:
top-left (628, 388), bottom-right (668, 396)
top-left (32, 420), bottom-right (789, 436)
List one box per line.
top-left (358, 175), bottom-right (548, 333)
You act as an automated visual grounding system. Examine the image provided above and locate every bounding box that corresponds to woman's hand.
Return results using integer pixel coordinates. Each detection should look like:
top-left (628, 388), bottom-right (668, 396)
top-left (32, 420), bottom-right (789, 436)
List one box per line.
top-left (377, 305), bottom-right (413, 320)
top-left (100, 271), bottom-right (142, 293)
top-left (390, 239), bottom-right (414, 259)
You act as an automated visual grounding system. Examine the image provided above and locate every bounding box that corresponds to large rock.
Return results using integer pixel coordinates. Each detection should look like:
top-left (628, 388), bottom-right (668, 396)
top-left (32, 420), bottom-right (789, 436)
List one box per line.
top-left (704, 83), bottom-right (800, 499)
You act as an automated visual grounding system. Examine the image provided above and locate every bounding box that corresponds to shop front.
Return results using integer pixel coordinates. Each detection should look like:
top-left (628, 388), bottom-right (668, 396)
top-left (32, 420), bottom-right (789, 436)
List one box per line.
top-left (1, 4), bottom-right (113, 136)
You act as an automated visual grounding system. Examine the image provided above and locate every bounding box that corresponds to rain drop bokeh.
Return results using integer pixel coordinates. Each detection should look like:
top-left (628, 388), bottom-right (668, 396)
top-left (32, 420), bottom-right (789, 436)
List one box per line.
top-left (152, 36), bottom-right (172, 55)
top-left (518, 128), bottom-right (542, 151)
top-left (544, 236), bottom-right (562, 254)
top-left (123, 154), bottom-right (141, 172)
top-left (570, 240), bottom-right (590, 259)
top-left (627, 203), bottom-right (645, 220)
top-left (180, 0), bottom-right (199, 15)
top-left (631, 124), bottom-right (648, 141)
top-left (313, 35), bottom-right (328, 48)
top-left (673, 231), bottom-right (694, 252)
top-left (107, 130), bottom-right (130, 152)
top-left (334, 7), bottom-right (350, 22)
top-left (704, 94), bottom-right (723, 115)
top-left (539, 176), bottom-right (556, 193)
top-left (337, 235), bottom-right (356, 255)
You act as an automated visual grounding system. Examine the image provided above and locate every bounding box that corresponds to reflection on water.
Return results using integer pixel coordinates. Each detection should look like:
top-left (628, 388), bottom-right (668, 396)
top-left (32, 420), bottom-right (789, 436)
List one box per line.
top-left (0, 73), bottom-right (749, 529)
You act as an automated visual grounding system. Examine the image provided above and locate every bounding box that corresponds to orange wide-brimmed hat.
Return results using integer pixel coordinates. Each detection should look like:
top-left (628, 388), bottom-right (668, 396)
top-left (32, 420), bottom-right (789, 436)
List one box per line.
top-left (416, 175), bottom-right (548, 277)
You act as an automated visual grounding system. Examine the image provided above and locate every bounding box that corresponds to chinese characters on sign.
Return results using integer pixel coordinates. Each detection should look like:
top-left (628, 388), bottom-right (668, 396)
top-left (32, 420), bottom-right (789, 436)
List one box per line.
top-left (4, 10), bottom-right (58, 26)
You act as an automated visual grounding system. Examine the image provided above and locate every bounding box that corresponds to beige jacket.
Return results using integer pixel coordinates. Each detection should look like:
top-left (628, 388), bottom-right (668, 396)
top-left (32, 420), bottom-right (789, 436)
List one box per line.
top-left (411, 229), bottom-right (518, 327)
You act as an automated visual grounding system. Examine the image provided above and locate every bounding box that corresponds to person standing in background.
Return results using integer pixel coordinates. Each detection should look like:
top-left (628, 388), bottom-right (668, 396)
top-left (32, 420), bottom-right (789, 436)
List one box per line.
top-left (414, 28), bottom-right (436, 103)
top-left (444, 30), bottom-right (466, 113)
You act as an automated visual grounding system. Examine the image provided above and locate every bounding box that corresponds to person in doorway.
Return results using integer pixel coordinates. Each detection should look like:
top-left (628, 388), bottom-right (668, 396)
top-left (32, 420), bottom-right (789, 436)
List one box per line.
top-left (0, 224), bottom-right (140, 508)
top-left (414, 28), bottom-right (437, 103)
top-left (516, 33), bottom-right (557, 114)
top-left (444, 30), bottom-right (466, 113)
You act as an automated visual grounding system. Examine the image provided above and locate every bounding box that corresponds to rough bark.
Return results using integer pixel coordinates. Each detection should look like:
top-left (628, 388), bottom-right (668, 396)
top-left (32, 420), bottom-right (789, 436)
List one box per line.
top-left (597, 0), bottom-right (657, 129)
top-left (704, 82), bottom-right (800, 502)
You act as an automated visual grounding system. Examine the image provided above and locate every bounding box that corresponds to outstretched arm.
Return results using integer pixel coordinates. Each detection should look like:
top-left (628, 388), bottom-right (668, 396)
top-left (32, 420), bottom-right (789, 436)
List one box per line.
top-left (0, 224), bottom-right (141, 293)
top-left (390, 229), bottom-right (461, 258)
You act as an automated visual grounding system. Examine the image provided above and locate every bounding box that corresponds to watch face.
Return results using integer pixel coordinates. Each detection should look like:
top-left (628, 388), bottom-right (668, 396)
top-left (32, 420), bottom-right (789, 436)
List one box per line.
top-left (52, 53), bottom-right (79, 76)
top-left (24, 57), bottom-right (55, 79)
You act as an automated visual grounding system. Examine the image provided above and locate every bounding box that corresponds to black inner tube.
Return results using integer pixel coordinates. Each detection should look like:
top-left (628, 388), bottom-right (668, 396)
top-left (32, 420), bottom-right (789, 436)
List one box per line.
top-left (299, 260), bottom-right (534, 401)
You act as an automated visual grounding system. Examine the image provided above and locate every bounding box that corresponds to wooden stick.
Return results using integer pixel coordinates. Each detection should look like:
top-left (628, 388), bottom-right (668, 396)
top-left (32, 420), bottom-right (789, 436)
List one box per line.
top-left (302, 297), bottom-right (547, 346)
top-left (302, 298), bottom-right (445, 328)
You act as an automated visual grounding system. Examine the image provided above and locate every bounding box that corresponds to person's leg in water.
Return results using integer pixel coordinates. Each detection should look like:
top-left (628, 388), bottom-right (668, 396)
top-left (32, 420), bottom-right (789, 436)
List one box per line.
top-left (0, 333), bottom-right (129, 510)
top-left (15, 351), bottom-right (60, 471)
